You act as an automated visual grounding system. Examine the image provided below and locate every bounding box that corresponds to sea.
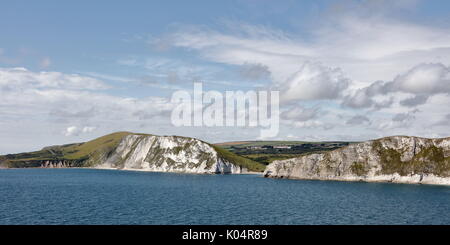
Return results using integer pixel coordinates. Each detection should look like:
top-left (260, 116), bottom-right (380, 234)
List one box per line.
top-left (0, 168), bottom-right (449, 225)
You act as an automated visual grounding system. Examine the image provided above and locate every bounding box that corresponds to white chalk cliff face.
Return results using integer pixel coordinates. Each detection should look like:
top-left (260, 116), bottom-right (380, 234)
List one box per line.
top-left (264, 136), bottom-right (450, 185)
top-left (93, 135), bottom-right (246, 174)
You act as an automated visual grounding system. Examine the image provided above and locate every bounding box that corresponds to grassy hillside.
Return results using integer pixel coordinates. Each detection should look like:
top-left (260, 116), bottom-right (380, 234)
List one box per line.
top-left (63, 132), bottom-right (134, 159)
top-left (212, 145), bottom-right (266, 172)
top-left (0, 132), bottom-right (135, 168)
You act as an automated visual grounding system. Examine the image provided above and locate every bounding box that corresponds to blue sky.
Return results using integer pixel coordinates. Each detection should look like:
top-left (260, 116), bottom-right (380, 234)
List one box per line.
top-left (1, 0), bottom-right (450, 153)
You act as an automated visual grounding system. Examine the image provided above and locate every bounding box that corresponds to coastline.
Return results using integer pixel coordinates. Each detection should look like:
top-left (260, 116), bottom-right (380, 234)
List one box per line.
top-left (265, 174), bottom-right (450, 187)
top-left (4, 167), bottom-right (450, 186)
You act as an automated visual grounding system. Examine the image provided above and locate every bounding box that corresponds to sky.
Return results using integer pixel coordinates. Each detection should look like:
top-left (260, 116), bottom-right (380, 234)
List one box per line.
top-left (1, 0), bottom-right (450, 154)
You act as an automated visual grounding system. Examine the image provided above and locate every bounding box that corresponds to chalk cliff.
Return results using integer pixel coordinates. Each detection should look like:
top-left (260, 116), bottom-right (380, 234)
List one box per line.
top-left (0, 132), bottom-right (264, 174)
top-left (93, 134), bottom-right (246, 173)
top-left (264, 136), bottom-right (450, 185)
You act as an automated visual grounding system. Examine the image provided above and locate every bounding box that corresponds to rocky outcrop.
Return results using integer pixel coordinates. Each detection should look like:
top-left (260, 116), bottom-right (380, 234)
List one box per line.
top-left (264, 136), bottom-right (450, 185)
top-left (93, 134), bottom-right (247, 174)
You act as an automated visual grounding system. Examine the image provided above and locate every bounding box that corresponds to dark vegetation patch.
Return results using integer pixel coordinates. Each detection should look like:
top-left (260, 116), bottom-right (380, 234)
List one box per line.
top-left (373, 141), bottom-right (450, 177)
top-left (350, 162), bottom-right (369, 176)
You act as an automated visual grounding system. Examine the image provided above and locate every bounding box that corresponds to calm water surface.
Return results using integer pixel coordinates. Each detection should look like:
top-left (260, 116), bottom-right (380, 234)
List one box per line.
top-left (0, 168), bottom-right (449, 224)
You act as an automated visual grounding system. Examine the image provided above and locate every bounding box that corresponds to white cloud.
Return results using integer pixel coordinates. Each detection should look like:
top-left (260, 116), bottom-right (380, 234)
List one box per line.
top-left (0, 66), bottom-right (177, 152)
top-left (276, 62), bottom-right (349, 103)
top-left (154, 8), bottom-right (450, 139)
top-left (64, 126), bottom-right (79, 136)
top-left (342, 80), bottom-right (393, 109)
top-left (391, 63), bottom-right (450, 95)
top-left (343, 63), bottom-right (450, 109)
top-left (0, 67), bottom-right (108, 90)
top-left (161, 13), bottom-right (450, 87)
top-left (152, 1), bottom-right (450, 126)
top-left (82, 126), bottom-right (96, 133)
top-left (63, 126), bottom-right (96, 137)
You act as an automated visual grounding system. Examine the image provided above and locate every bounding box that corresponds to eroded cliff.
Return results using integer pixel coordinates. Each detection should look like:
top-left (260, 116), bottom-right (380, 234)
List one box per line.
top-left (263, 136), bottom-right (450, 185)
top-left (94, 134), bottom-right (248, 173)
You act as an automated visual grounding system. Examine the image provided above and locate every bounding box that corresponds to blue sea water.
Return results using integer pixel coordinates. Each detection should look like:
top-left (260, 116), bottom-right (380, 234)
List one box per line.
top-left (0, 168), bottom-right (449, 225)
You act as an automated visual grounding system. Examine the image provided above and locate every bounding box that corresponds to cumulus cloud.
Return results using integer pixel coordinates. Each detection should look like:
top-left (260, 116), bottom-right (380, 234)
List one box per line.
top-left (81, 126), bottom-right (96, 133)
top-left (63, 126), bottom-right (97, 137)
top-left (342, 80), bottom-right (392, 109)
top-left (343, 63), bottom-right (450, 109)
top-left (63, 126), bottom-right (79, 136)
top-left (276, 62), bottom-right (350, 103)
top-left (390, 63), bottom-right (450, 95)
